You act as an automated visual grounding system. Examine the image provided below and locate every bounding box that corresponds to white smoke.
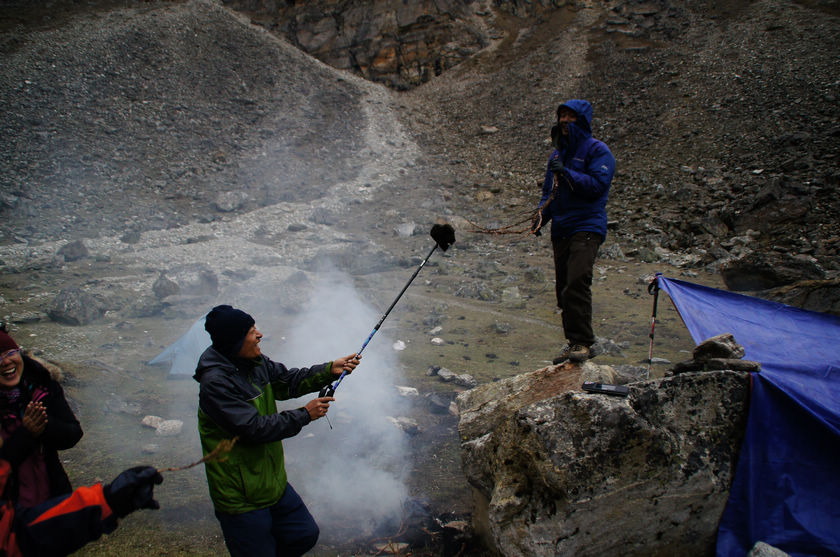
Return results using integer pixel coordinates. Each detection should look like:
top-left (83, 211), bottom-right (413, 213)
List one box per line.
top-left (262, 264), bottom-right (410, 540)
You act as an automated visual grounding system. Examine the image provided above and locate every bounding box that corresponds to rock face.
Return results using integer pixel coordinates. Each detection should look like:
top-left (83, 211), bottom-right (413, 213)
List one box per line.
top-left (222, 0), bottom-right (567, 89)
top-left (457, 364), bottom-right (750, 556)
top-left (224, 0), bottom-right (482, 89)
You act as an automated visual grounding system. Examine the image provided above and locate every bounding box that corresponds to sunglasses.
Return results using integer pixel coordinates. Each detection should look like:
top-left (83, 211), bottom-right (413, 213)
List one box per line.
top-left (0, 348), bottom-right (22, 361)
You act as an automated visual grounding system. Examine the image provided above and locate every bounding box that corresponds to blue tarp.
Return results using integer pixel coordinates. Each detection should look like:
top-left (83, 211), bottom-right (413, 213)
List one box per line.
top-left (655, 275), bottom-right (840, 557)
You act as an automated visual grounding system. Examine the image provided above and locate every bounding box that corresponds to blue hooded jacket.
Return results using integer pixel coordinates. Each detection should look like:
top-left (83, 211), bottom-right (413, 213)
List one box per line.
top-left (538, 99), bottom-right (615, 240)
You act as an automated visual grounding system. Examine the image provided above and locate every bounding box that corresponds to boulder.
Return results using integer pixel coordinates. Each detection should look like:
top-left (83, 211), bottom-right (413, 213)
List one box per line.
top-left (47, 287), bottom-right (107, 325)
top-left (160, 266), bottom-right (219, 297)
top-left (56, 239), bottom-right (89, 262)
top-left (152, 273), bottom-right (180, 299)
top-left (457, 363), bottom-right (750, 557)
top-left (765, 278), bottom-right (840, 316)
top-left (720, 251), bottom-right (825, 291)
top-left (212, 191), bottom-right (248, 212)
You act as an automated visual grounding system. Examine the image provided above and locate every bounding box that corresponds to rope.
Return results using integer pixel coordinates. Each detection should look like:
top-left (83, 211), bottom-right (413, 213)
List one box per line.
top-left (468, 170), bottom-right (569, 235)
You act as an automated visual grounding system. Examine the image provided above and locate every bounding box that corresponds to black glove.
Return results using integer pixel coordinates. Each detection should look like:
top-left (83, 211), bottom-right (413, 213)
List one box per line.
top-left (103, 466), bottom-right (163, 518)
top-left (549, 157), bottom-right (564, 175)
top-left (550, 124), bottom-right (561, 149)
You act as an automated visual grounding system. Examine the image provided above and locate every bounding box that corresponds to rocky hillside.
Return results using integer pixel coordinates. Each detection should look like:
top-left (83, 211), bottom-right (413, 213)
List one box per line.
top-left (414, 0), bottom-right (839, 277)
top-left (225, 0), bottom-right (840, 280)
top-left (2, 0), bottom-right (837, 280)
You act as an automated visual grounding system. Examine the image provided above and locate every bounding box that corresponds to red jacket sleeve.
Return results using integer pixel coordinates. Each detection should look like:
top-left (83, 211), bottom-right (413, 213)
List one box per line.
top-left (12, 483), bottom-right (118, 556)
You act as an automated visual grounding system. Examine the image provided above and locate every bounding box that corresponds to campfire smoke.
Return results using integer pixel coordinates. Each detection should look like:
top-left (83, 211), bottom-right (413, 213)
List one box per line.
top-left (268, 264), bottom-right (410, 541)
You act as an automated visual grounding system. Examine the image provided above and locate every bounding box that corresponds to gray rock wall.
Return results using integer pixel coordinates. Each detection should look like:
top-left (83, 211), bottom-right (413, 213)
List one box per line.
top-left (457, 365), bottom-right (750, 556)
top-left (222, 0), bottom-right (568, 89)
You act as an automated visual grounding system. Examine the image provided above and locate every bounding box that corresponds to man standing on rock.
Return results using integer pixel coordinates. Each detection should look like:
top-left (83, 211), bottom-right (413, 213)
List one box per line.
top-left (194, 304), bottom-right (360, 557)
top-left (531, 99), bottom-right (615, 364)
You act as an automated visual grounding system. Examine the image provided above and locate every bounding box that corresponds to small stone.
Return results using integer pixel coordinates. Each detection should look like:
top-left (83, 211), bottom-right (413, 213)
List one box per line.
top-left (437, 368), bottom-right (456, 382)
top-left (387, 416), bottom-right (420, 435)
top-left (395, 385), bottom-right (419, 397)
top-left (373, 542), bottom-right (410, 554)
top-left (394, 222), bottom-right (416, 237)
top-left (141, 415), bottom-right (164, 429)
top-left (454, 373), bottom-right (477, 388)
top-left (155, 419), bottom-right (184, 436)
top-left (748, 541), bottom-right (791, 557)
top-left (693, 333), bottom-right (745, 361)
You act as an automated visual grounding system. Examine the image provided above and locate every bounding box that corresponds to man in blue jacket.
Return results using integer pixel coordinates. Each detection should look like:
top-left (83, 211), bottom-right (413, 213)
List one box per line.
top-left (532, 99), bottom-right (616, 364)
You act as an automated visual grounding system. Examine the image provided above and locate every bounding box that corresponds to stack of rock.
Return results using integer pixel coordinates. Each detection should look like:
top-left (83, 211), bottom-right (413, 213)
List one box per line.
top-left (671, 332), bottom-right (761, 373)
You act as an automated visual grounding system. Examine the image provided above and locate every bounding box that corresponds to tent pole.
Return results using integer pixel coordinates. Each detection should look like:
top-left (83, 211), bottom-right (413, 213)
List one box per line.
top-left (647, 273), bottom-right (661, 379)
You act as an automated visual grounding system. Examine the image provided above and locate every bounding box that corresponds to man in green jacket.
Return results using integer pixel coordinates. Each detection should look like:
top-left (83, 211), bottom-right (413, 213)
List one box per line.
top-left (194, 305), bottom-right (359, 557)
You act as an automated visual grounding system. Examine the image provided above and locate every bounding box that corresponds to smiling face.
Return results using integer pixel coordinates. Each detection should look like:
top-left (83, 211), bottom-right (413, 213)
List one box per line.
top-left (237, 326), bottom-right (263, 359)
top-left (557, 106), bottom-right (578, 136)
top-left (0, 349), bottom-right (24, 390)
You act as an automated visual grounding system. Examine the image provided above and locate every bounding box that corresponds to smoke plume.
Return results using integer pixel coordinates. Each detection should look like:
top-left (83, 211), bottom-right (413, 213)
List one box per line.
top-left (265, 264), bottom-right (410, 541)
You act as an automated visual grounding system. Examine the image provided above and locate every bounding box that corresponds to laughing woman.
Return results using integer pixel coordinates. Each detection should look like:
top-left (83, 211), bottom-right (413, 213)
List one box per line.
top-left (0, 327), bottom-right (83, 506)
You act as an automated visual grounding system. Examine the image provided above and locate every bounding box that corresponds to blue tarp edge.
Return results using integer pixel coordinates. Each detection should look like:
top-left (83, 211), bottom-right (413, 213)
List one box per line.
top-left (655, 275), bottom-right (840, 557)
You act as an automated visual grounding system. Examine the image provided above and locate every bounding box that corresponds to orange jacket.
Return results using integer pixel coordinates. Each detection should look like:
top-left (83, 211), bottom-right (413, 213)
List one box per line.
top-left (0, 459), bottom-right (117, 556)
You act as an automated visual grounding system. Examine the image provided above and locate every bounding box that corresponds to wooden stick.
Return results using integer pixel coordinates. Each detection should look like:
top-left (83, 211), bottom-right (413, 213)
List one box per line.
top-left (161, 436), bottom-right (239, 472)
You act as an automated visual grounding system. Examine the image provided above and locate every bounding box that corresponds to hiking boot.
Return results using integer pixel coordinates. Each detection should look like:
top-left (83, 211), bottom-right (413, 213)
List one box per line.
top-left (552, 346), bottom-right (571, 365)
top-left (569, 344), bottom-right (590, 363)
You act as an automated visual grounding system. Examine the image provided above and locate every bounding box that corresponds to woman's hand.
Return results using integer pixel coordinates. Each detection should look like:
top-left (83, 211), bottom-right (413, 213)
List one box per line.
top-left (305, 396), bottom-right (335, 421)
top-left (22, 401), bottom-right (48, 437)
top-left (331, 353), bottom-right (360, 377)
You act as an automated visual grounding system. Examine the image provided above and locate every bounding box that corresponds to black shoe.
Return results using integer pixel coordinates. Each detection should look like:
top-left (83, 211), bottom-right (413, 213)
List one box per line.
top-left (569, 344), bottom-right (591, 362)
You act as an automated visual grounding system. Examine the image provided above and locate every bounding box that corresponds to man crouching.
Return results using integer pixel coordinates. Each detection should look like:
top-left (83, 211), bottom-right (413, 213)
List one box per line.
top-left (194, 304), bottom-right (359, 557)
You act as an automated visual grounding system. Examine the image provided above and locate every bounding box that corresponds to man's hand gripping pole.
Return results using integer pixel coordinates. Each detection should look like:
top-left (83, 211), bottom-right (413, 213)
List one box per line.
top-left (319, 223), bottom-right (456, 401)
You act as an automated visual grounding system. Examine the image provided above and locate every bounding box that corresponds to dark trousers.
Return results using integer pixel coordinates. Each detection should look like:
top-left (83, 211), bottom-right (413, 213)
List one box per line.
top-left (215, 483), bottom-right (319, 557)
top-left (552, 231), bottom-right (602, 347)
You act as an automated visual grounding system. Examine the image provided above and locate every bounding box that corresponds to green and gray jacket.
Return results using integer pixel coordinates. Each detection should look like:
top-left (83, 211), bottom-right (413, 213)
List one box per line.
top-left (193, 347), bottom-right (334, 514)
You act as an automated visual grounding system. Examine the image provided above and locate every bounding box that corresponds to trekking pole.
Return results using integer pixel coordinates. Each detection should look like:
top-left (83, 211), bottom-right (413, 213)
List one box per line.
top-left (319, 223), bottom-right (456, 400)
top-left (646, 273), bottom-right (661, 379)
